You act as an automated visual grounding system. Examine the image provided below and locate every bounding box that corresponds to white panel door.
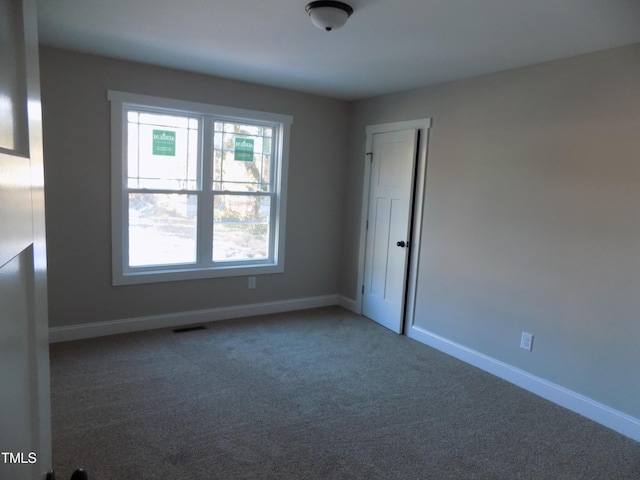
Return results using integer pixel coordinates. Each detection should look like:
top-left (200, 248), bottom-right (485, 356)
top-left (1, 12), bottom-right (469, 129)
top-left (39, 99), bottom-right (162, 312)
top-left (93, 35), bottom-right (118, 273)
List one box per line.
top-left (0, 0), bottom-right (52, 478)
top-left (362, 129), bottom-right (417, 333)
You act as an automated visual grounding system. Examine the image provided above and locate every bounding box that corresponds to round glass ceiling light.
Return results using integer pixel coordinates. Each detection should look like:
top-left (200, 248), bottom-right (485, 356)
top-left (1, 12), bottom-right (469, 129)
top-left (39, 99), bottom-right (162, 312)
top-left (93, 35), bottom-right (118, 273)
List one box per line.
top-left (305, 1), bottom-right (354, 32)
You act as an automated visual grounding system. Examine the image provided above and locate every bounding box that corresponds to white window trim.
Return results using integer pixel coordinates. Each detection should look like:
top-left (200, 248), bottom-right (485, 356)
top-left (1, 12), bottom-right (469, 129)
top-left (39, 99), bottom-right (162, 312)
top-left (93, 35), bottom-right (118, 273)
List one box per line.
top-left (108, 90), bottom-right (293, 286)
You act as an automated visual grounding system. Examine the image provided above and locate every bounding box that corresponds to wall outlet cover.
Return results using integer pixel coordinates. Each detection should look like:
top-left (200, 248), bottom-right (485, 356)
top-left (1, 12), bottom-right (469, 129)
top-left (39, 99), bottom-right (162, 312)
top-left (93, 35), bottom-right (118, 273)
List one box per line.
top-left (520, 331), bottom-right (534, 351)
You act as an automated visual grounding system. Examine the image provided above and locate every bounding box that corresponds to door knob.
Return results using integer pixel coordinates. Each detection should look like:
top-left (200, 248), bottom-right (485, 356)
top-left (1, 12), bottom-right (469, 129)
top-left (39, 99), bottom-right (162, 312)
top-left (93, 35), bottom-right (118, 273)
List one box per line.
top-left (396, 241), bottom-right (407, 248)
top-left (46, 469), bottom-right (89, 480)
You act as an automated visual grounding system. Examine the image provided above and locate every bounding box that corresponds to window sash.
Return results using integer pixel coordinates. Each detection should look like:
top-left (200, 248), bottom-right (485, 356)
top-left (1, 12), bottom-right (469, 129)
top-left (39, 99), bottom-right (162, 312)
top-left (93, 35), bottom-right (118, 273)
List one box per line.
top-left (124, 194), bottom-right (277, 270)
top-left (125, 107), bottom-right (202, 191)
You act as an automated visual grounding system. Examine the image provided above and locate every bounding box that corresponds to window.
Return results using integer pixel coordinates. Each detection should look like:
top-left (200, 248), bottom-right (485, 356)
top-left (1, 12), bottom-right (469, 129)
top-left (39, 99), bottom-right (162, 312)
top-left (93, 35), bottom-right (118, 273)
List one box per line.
top-left (108, 91), bottom-right (292, 285)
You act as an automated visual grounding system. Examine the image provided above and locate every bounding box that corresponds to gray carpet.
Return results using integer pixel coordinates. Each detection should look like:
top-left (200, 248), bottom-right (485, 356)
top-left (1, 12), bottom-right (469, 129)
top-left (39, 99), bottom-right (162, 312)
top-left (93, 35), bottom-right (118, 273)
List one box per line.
top-left (50, 306), bottom-right (640, 479)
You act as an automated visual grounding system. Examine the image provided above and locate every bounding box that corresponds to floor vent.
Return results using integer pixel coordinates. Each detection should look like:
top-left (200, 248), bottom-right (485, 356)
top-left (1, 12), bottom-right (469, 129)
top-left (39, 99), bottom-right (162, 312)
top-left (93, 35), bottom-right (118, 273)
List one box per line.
top-left (173, 325), bottom-right (206, 333)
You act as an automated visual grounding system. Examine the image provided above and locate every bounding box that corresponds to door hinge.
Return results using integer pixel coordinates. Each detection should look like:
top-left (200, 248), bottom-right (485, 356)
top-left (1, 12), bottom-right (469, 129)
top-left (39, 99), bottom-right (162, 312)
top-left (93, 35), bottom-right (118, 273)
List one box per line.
top-left (366, 219), bottom-right (369, 230)
top-left (366, 152), bottom-right (373, 162)
top-left (362, 284), bottom-right (365, 295)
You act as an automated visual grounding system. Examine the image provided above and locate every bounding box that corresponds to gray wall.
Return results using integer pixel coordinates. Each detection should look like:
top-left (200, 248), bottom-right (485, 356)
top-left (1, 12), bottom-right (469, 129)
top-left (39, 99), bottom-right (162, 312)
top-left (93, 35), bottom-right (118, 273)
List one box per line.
top-left (40, 47), bottom-right (349, 328)
top-left (344, 43), bottom-right (640, 419)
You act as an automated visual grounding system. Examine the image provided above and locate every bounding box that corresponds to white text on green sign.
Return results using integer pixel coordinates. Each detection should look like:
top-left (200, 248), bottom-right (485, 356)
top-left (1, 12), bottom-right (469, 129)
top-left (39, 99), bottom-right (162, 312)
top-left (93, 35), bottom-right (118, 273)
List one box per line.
top-left (234, 137), bottom-right (254, 162)
top-left (153, 130), bottom-right (176, 156)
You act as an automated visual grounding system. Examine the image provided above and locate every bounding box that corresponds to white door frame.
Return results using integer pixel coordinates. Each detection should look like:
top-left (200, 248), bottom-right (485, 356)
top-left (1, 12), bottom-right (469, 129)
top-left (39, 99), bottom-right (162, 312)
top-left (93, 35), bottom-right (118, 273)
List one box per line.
top-left (356, 118), bottom-right (431, 333)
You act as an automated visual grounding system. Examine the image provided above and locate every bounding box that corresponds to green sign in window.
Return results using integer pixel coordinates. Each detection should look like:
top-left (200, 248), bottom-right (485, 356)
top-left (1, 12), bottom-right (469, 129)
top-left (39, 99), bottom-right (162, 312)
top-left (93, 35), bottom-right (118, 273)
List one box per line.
top-left (152, 130), bottom-right (176, 156)
top-left (234, 137), bottom-right (254, 162)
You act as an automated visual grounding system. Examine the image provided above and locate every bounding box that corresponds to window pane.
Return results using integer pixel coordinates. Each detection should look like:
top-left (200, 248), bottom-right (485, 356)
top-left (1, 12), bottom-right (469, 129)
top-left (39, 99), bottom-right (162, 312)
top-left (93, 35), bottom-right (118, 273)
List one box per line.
top-left (139, 112), bottom-right (189, 129)
top-left (129, 193), bottom-right (198, 267)
top-left (213, 195), bottom-right (270, 261)
top-left (212, 121), bottom-right (273, 192)
top-left (127, 110), bottom-right (200, 190)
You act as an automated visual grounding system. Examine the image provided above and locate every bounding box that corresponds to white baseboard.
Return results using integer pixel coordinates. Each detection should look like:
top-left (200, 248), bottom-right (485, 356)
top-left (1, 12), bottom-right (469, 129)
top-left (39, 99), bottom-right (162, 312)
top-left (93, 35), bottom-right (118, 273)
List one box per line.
top-left (408, 324), bottom-right (640, 443)
top-left (49, 294), bottom-right (342, 343)
top-left (337, 295), bottom-right (359, 313)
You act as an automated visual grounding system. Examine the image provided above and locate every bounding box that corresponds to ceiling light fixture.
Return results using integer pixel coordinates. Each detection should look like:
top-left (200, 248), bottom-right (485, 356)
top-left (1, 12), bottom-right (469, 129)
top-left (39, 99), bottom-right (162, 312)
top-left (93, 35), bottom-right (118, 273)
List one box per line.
top-left (305, 1), bottom-right (353, 32)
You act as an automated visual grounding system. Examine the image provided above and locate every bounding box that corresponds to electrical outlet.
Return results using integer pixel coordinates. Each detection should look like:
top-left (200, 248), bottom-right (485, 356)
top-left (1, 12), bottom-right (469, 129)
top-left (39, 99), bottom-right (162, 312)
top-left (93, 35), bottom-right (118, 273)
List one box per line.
top-left (520, 331), bottom-right (533, 351)
top-left (248, 276), bottom-right (256, 289)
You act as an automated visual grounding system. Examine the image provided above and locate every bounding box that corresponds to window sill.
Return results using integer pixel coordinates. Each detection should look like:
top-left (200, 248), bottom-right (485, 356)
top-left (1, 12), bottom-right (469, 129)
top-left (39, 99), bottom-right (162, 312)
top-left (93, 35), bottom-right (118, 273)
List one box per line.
top-left (113, 262), bottom-right (284, 286)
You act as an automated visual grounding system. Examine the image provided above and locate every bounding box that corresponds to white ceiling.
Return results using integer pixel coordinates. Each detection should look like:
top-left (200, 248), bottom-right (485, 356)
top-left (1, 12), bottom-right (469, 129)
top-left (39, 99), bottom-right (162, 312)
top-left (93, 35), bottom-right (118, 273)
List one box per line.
top-left (35, 0), bottom-right (640, 100)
